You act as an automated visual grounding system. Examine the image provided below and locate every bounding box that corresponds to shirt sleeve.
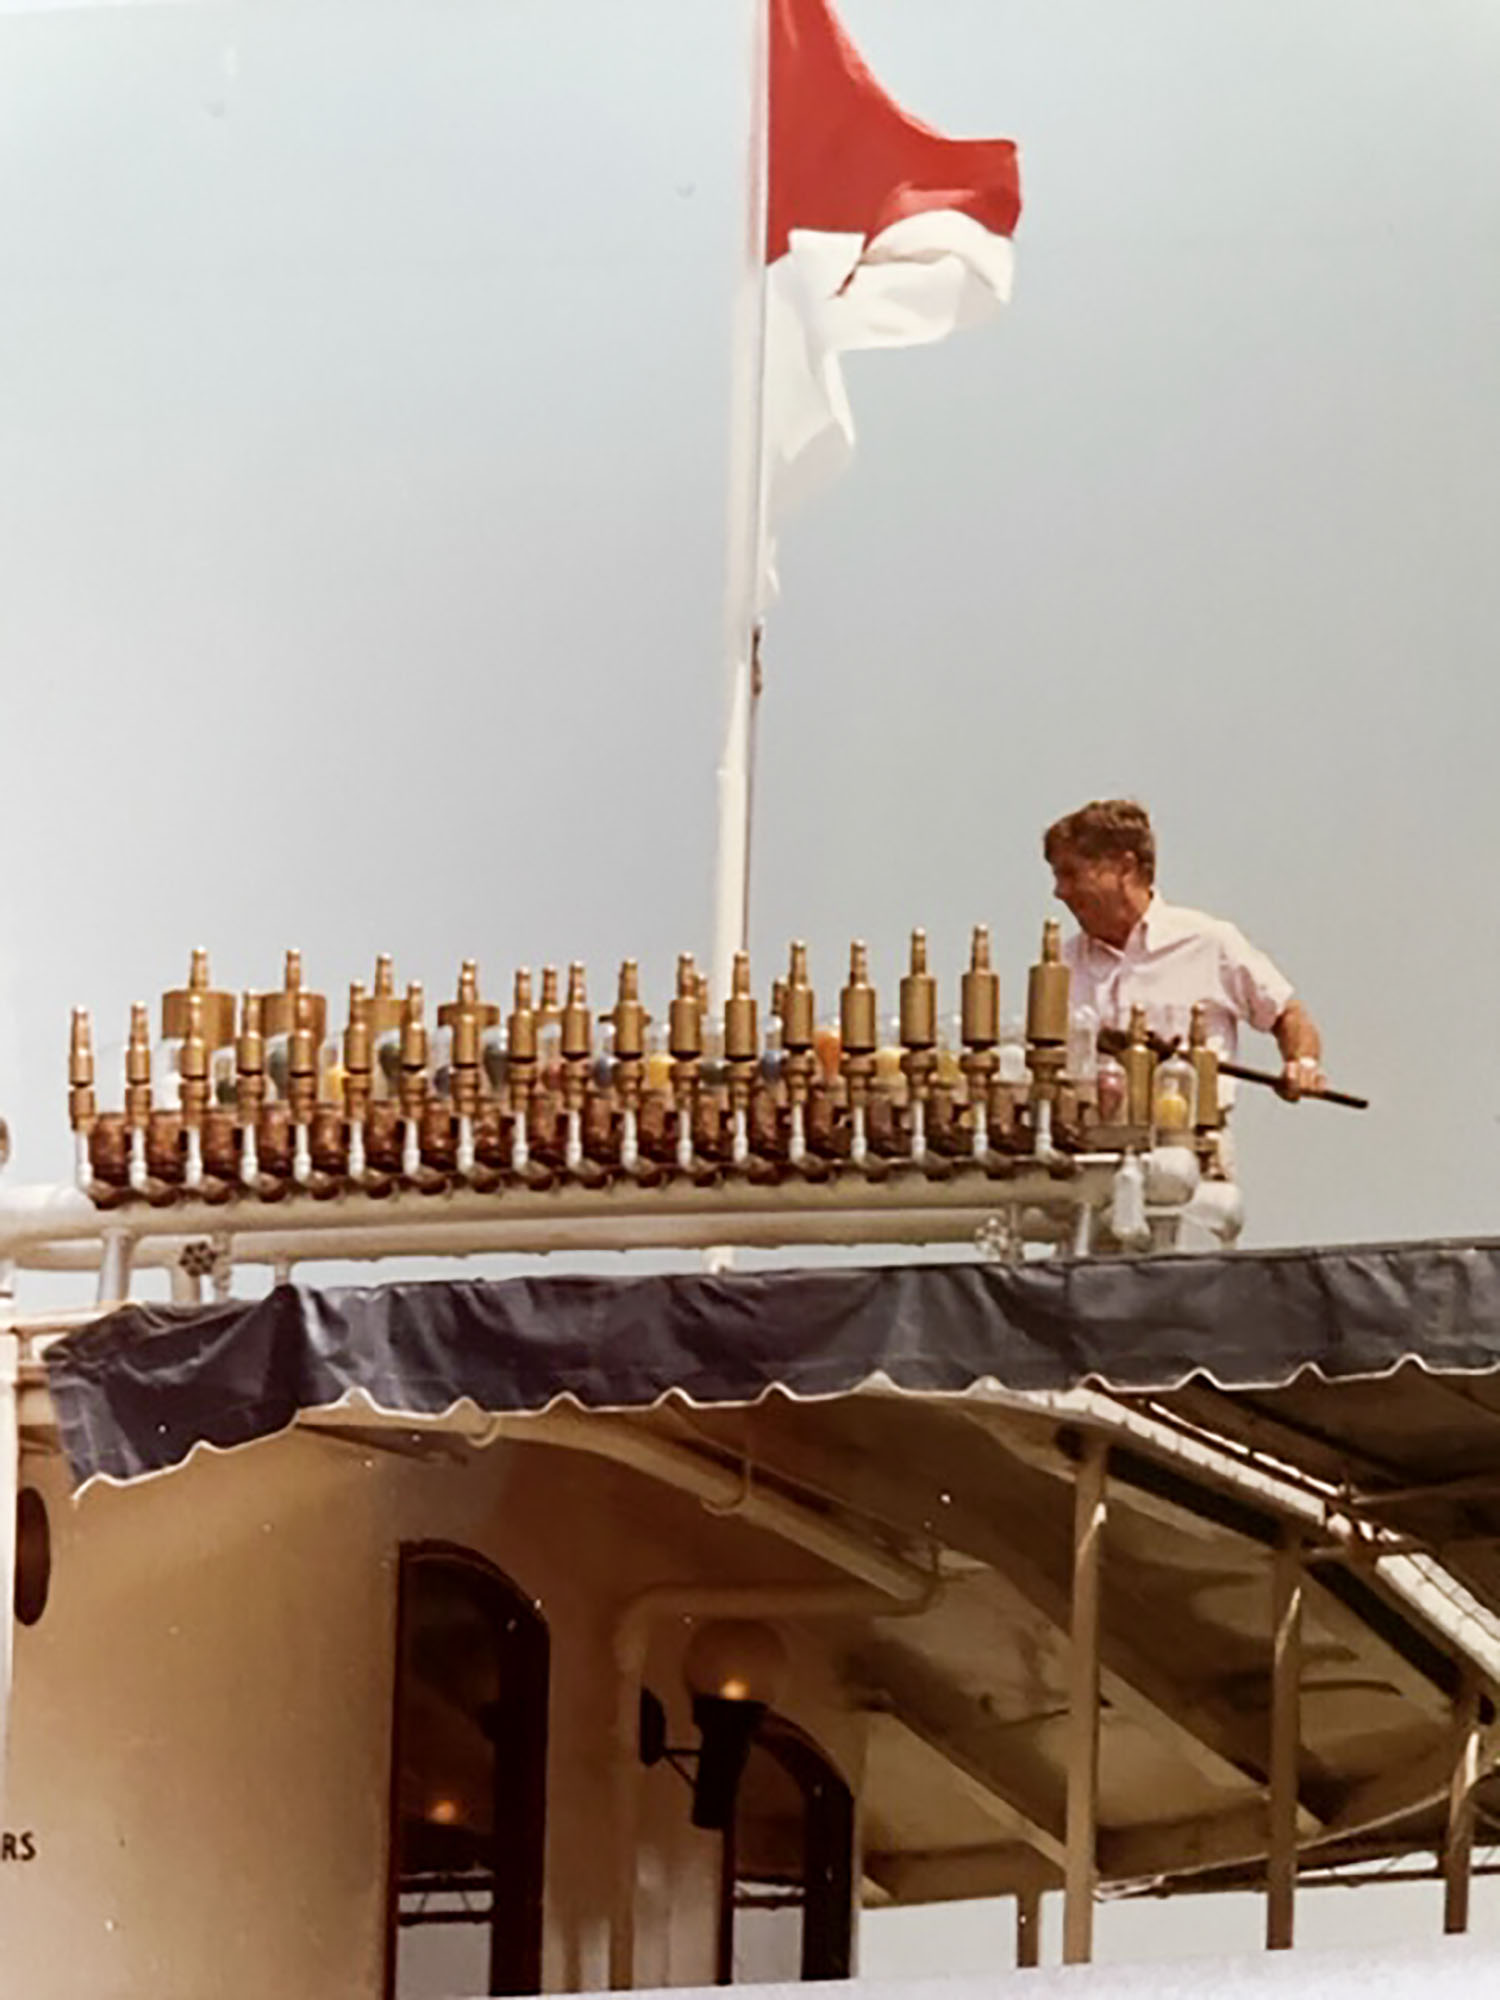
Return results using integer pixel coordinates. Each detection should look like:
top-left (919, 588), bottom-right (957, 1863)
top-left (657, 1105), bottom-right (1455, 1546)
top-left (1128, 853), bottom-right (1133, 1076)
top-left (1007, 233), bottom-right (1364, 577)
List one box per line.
top-left (1217, 924), bottom-right (1294, 1034)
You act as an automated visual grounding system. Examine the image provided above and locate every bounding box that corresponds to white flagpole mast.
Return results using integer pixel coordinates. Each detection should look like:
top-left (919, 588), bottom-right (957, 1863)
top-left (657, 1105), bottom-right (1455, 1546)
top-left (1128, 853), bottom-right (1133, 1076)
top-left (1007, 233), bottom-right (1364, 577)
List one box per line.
top-left (710, 0), bottom-right (772, 1005)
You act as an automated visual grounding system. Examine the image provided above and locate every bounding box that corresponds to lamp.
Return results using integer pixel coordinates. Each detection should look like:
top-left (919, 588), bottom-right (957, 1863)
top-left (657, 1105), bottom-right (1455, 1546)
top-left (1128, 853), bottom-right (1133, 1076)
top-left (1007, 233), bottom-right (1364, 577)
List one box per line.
top-left (682, 1620), bottom-right (787, 1831)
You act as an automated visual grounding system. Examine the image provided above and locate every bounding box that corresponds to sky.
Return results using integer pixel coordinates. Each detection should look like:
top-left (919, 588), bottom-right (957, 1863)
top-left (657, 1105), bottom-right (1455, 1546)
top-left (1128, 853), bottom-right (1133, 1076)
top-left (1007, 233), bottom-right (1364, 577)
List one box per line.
top-left (1, 0), bottom-right (1499, 1970)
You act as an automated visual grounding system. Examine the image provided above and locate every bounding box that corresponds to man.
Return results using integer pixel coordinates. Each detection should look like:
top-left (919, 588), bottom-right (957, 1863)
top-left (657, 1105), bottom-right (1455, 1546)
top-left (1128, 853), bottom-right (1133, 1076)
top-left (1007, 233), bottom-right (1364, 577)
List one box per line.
top-left (1043, 799), bottom-right (1325, 1100)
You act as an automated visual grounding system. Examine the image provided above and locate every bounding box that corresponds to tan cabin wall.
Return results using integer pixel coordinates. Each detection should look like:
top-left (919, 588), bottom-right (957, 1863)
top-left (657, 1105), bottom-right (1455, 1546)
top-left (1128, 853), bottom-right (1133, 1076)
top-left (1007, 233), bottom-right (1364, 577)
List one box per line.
top-left (0, 1424), bottom-right (870, 1999)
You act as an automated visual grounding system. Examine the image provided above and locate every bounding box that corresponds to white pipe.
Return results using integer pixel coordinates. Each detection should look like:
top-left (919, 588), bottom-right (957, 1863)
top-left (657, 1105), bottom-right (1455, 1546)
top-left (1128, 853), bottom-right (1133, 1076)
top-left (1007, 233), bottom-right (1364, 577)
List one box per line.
top-left (620, 1106), bottom-right (639, 1174)
top-left (0, 1164), bottom-right (1143, 1277)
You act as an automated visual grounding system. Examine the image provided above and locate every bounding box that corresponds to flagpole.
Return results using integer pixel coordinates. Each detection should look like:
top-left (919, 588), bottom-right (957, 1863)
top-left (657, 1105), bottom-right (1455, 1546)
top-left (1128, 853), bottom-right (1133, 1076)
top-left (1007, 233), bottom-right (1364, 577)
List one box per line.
top-left (710, 0), bottom-right (772, 1006)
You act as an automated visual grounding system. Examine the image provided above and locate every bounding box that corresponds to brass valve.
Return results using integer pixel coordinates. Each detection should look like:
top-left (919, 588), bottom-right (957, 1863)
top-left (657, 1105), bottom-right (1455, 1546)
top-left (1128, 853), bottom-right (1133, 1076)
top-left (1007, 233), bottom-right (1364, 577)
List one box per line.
top-left (961, 926), bottom-right (1000, 1049)
top-left (235, 992), bottom-right (266, 1126)
top-left (840, 942), bottom-right (877, 1057)
top-left (439, 961), bottom-right (492, 1122)
top-left (288, 992), bottom-right (320, 1126)
top-left (1026, 920), bottom-right (1070, 1048)
top-left (162, 947), bottom-right (235, 1051)
top-left (612, 961), bottom-right (646, 1063)
top-left (260, 948), bottom-right (328, 1047)
top-left (343, 983), bottom-right (372, 1120)
top-left (69, 1008), bottom-right (96, 1134)
top-left (508, 969), bottom-right (538, 1066)
top-left (179, 992), bottom-right (211, 1124)
top-left (782, 942), bottom-right (815, 1053)
top-left (1123, 1004), bottom-right (1156, 1126)
top-left (899, 930), bottom-right (937, 1050)
top-left (438, 960), bottom-right (500, 1037)
top-left (561, 962), bottom-right (592, 1065)
top-left (399, 983), bottom-right (429, 1119)
top-left (368, 953), bottom-right (404, 1035)
top-left (724, 951), bottom-right (758, 1068)
top-left (539, 965), bottom-right (561, 1031)
top-left (507, 969), bottom-right (538, 1119)
top-left (669, 953), bottom-right (703, 1062)
top-left (125, 1002), bottom-right (153, 1126)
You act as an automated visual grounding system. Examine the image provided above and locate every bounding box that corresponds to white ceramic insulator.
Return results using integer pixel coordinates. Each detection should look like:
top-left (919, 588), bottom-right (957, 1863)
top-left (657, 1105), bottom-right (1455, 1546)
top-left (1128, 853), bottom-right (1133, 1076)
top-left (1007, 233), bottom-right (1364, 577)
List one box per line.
top-left (732, 1107), bottom-right (749, 1168)
top-left (184, 1127), bottom-right (204, 1191)
top-left (457, 1114), bottom-right (475, 1178)
top-left (240, 1125), bottom-right (259, 1187)
top-left (908, 1098), bottom-right (927, 1165)
top-left (788, 1102), bottom-right (806, 1167)
top-left (676, 1108), bottom-right (694, 1172)
top-left (565, 1110), bottom-right (583, 1173)
top-left (401, 1119), bottom-right (420, 1179)
top-left (850, 1102), bottom-right (867, 1166)
top-left (348, 1121), bottom-right (366, 1180)
top-left (293, 1123), bottom-right (313, 1186)
top-left (74, 1133), bottom-right (91, 1190)
top-left (511, 1112), bottom-right (530, 1173)
top-left (620, 1107), bottom-right (639, 1172)
top-left (129, 1126), bottom-right (148, 1193)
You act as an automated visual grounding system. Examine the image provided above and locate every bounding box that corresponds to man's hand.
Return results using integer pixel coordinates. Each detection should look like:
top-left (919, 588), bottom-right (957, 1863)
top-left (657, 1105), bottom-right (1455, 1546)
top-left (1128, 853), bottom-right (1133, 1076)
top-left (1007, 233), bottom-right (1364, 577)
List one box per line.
top-left (1273, 1000), bottom-right (1325, 1101)
top-left (1278, 1054), bottom-right (1326, 1101)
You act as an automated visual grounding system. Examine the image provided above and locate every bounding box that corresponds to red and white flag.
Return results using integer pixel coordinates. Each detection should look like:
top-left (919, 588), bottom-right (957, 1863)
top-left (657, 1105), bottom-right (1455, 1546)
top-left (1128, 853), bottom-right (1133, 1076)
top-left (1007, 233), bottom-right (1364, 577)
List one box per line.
top-left (713, 0), bottom-right (1020, 995)
top-left (762, 0), bottom-right (1022, 529)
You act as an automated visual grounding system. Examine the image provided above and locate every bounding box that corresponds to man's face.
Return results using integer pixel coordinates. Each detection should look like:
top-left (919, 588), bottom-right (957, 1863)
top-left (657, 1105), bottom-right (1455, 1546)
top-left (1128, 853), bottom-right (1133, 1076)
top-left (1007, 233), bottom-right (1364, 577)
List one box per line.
top-left (1050, 846), bottom-right (1140, 940)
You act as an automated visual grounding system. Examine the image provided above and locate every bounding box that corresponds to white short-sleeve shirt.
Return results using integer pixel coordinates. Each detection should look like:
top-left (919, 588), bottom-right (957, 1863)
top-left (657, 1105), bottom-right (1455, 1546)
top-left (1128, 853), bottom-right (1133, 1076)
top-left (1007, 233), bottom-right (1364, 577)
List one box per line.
top-left (1061, 894), bottom-right (1294, 1062)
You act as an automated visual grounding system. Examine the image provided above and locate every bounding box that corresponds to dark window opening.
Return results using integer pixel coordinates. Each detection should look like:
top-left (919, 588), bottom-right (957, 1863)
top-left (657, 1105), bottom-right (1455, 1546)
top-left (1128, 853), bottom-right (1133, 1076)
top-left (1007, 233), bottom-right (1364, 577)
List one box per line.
top-left (385, 1545), bottom-right (548, 1999)
top-left (718, 1719), bottom-right (854, 1984)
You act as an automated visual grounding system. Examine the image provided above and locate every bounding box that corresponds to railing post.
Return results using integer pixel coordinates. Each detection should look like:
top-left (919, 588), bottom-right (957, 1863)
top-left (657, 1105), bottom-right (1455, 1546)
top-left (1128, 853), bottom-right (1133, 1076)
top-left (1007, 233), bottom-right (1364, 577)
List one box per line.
top-left (1064, 1436), bottom-right (1107, 1965)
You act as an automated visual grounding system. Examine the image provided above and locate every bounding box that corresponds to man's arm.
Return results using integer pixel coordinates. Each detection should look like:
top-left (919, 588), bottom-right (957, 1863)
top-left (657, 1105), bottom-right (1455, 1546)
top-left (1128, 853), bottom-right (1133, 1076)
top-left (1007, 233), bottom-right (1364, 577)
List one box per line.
top-left (1273, 999), bottom-right (1325, 1100)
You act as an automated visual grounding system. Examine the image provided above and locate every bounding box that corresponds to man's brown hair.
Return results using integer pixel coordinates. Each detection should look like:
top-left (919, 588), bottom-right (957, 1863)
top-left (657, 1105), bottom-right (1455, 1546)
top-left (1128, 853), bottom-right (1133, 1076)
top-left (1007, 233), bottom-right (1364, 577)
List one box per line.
top-left (1043, 799), bottom-right (1156, 885)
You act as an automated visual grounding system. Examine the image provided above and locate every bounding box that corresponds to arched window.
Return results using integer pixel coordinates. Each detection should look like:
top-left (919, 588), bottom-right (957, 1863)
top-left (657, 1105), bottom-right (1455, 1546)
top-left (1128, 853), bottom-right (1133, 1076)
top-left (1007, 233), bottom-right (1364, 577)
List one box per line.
top-left (385, 1545), bottom-right (549, 1999)
top-left (718, 1718), bottom-right (854, 1985)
